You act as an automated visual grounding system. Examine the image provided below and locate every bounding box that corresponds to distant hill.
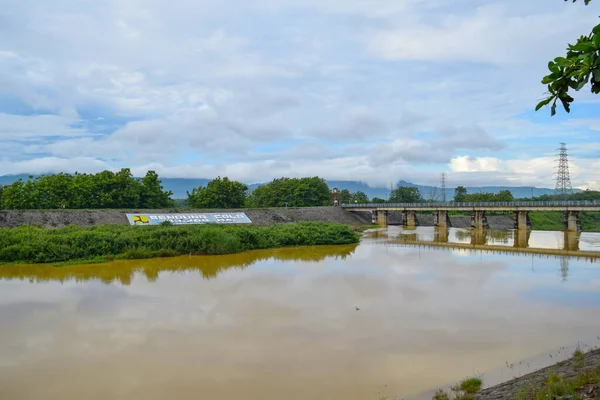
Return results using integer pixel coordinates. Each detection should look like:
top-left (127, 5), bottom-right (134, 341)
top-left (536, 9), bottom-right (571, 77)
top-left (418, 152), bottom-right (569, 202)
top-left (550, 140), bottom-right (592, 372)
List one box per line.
top-left (0, 174), bottom-right (565, 200)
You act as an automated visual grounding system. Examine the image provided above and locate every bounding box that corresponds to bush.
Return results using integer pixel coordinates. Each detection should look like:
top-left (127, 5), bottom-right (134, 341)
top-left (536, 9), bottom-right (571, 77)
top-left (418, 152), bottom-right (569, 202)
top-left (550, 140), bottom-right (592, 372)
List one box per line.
top-left (0, 222), bottom-right (359, 264)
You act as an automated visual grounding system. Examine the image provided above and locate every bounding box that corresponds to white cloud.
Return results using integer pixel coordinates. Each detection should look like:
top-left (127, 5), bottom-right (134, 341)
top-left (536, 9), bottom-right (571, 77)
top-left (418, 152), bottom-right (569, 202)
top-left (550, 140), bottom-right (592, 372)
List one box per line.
top-left (1, 0), bottom-right (600, 188)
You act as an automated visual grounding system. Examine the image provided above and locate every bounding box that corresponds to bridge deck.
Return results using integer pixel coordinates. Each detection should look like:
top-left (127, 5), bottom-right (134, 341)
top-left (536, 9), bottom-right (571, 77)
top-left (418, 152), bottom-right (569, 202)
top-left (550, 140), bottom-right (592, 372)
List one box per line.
top-left (341, 200), bottom-right (600, 212)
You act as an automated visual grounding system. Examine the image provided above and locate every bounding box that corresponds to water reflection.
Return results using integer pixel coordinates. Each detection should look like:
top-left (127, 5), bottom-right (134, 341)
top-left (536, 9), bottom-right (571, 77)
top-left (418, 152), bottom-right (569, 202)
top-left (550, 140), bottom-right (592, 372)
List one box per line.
top-left (0, 245), bottom-right (358, 285)
top-left (1, 229), bottom-right (600, 400)
top-left (386, 227), bottom-right (600, 262)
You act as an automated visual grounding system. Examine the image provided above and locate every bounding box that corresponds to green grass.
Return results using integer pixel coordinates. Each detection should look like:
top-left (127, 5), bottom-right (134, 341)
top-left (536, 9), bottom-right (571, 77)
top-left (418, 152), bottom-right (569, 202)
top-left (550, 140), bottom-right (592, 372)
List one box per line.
top-left (0, 222), bottom-right (359, 265)
top-left (509, 350), bottom-right (600, 400)
top-left (528, 211), bottom-right (600, 232)
top-left (572, 346), bottom-right (585, 370)
top-left (459, 377), bottom-right (483, 394)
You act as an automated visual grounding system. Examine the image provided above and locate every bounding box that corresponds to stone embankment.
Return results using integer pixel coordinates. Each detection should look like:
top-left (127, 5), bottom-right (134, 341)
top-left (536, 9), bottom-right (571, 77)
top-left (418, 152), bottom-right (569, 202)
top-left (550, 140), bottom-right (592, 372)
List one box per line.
top-left (476, 348), bottom-right (600, 400)
top-left (0, 207), bottom-right (515, 229)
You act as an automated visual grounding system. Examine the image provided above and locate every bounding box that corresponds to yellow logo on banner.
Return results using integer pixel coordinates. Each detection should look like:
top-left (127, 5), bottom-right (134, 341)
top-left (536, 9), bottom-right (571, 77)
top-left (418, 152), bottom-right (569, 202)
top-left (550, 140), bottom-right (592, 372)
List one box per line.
top-left (132, 215), bottom-right (149, 225)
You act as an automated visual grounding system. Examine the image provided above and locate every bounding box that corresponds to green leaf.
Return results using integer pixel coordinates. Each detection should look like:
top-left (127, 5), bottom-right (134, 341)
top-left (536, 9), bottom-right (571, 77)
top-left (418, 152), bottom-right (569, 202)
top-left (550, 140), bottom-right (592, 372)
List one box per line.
top-left (548, 61), bottom-right (560, 73)
top-left (570, 42), bottom-right (596, 52)
top-left (554, 57), bottom-right (571, 67)
top-left (593, 23), bottom-right (600, 35)
top-left (551, 101), bottom-right (557, 116)
top-left (560, 97), bottom-right (571, 113)
top-left (594, 33), bottom-right (600, 47)
top-left (542, 75), bottom-right (556, 84)
top-left (535, 97), bottom-right (553, 111)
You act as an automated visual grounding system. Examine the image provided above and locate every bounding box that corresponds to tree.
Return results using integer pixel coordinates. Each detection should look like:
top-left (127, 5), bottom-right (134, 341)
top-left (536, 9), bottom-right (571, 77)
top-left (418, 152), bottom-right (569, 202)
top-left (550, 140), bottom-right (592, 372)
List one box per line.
top-left (351, 190), bottom-right (369, 203)
top-left (187, 176), bottom-right (248, 209)
top-left (494, 189), bottom-right (514, 202)
top-left (371, 197), bottom-right (387, 203)
top-left (537, 0), bottom-right (599, 115)
top-left (139, 171), bottom-right (174, 208)
top-left (454, 186), bottom-right (468, 202)
top-left (389, 186), bottom-right (422, 203)
top-left (247, 177), bottom-right (331, 207)
top-left (338, 189), bottom-right (352, 204)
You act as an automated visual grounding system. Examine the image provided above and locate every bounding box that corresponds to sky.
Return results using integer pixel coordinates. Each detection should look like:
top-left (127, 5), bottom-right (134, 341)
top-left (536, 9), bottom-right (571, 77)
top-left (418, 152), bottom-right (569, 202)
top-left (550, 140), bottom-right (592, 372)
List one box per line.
top-left (0, 0), bottom-right (599, 189)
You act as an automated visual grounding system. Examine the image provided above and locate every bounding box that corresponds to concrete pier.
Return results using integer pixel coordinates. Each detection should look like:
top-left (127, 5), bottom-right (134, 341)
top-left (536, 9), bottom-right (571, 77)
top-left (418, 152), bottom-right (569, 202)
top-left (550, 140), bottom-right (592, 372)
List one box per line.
top-left (514, 211), bottom-right (532, 231)
top-left (377, 210), bottom-right (388, 227)
top-left (471, 229), bottom-right (487, 245)
top-left (563, 231), bottom-right (580, 251)
top-left (434, 227), bottom-right (449, 243)
top-left (434, 210), bottom-right (450, 228)
top-left (471, 211), bottom-right (489, 230)
top-left (513, 229), bottom-right (531, 248)
top-left (565, 211), bottom-right (581, 232)
top-left (403, 210), bottom-right (417, 228)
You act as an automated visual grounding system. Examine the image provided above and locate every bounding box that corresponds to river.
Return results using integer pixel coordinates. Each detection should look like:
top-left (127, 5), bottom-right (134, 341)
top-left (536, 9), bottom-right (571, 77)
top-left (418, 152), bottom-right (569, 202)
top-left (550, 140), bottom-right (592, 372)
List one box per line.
top-left (1, 227), bottom-right (600, 400)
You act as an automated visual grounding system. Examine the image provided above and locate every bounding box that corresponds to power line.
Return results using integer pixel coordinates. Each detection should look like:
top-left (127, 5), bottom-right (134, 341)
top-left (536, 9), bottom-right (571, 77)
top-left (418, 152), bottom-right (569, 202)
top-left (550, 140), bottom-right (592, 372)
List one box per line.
top-left (554, 142), bottom-right (574, 200)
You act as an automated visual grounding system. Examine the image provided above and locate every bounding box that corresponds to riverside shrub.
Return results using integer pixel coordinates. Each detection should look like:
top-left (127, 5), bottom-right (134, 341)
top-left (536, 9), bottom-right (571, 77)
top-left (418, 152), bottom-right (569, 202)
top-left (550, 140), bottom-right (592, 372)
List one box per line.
top-left (0, 222), bottom-right (359, 264)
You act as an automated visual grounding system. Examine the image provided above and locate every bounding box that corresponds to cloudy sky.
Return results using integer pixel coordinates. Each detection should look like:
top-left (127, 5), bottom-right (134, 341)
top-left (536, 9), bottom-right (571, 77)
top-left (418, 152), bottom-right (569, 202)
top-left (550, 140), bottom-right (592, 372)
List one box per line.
top-left (1, 0), bottom-right (599, 189)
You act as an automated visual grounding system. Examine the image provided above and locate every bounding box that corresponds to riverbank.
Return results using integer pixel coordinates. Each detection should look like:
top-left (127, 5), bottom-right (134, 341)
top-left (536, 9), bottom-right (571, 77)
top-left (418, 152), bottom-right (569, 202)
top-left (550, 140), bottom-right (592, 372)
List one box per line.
top-left (0, 222), bottom-right (359, 265)
top-left (0, 207), bottom-right (372, 228)
top-left (0, 207), bottom-right (518, 229)
top-left (475, 348), bottom-right (600, 400)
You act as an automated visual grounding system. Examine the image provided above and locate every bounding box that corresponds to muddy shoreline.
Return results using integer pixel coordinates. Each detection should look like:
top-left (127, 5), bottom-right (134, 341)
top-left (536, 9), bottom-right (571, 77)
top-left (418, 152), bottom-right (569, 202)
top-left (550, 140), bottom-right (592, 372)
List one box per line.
top-left (0, 207), bottom-right (516, 229)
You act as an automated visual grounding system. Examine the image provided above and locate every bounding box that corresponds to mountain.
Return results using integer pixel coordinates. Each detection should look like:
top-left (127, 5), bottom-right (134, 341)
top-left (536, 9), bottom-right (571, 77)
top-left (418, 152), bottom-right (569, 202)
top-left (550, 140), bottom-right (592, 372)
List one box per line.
top-left (0, 174), bottom-right (566, 200)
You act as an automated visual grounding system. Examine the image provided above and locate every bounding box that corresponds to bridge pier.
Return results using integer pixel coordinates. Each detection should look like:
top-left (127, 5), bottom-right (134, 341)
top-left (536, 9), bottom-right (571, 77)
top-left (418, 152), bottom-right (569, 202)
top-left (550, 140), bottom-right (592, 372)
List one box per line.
top-left (471, 229), bottom-right (487, 245)
top-left (434, 226), bottom-right (449, 243)
top-left (403, 210), bottom-right (417, 228)
top-left (563, 231), bottom-right (580, 251)
top-left (371, 210), bottom-right (378, 225)
top-left (565, 211), bottom-right (581, 232)
top-left (514, 211), bottom-right (532, 231)
top-left (470, 210), bottom-right (489, 230)
top-left (513, 229), bottom-right (530, 249)
top-left (377, 210), bottom-right (388, 227)
top-left (434, 210), bottom-right (450, 228)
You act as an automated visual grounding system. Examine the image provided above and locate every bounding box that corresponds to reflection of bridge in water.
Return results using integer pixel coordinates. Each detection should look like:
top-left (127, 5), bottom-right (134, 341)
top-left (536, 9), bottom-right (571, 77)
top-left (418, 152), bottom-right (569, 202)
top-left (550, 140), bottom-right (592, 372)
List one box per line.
top-left (381, 228), bottom-right (600, 262)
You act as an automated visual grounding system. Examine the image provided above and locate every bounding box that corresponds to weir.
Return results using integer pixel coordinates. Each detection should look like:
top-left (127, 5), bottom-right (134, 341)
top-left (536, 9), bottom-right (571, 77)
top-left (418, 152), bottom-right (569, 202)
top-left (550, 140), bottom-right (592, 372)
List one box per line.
top-left (343, 200), bottom-right (598, 232)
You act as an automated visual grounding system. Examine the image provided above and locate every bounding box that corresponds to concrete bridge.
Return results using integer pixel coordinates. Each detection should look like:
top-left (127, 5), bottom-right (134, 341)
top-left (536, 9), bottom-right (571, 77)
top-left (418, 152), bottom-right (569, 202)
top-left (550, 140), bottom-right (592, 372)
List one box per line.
top-left (341, 200), bottom-right (600, 232)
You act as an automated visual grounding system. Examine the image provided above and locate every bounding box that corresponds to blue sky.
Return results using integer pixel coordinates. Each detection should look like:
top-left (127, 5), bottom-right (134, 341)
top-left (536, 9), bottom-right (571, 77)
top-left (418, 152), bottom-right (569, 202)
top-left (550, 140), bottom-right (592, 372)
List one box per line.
top-left (0, 0), bottom-right (599, 189)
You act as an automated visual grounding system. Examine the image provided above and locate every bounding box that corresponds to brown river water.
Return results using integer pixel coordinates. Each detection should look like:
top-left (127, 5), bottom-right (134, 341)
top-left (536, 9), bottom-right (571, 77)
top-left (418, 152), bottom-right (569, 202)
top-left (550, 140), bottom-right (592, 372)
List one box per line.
top-left (1, 227), bottom-right (600, 400)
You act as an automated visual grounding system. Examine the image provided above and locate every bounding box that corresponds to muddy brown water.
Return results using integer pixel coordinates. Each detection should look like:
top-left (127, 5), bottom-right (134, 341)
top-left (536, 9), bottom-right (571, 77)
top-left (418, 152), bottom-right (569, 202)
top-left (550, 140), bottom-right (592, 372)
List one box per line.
top-left (1, 227), bottom-right (600, 400)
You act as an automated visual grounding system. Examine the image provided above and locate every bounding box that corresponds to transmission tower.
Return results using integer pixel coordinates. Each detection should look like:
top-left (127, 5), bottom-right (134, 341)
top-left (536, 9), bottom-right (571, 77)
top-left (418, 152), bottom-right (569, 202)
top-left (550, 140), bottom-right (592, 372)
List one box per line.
top-left (554, 143), bottom-right (574, 200)
top-left (440, 173), bottom-right (447, 203)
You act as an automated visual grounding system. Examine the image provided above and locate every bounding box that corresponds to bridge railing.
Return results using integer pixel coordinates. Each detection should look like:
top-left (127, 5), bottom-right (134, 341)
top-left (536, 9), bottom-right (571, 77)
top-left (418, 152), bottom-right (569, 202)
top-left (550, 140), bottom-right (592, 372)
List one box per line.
top-left (341, 200), bottom-right (600, 208)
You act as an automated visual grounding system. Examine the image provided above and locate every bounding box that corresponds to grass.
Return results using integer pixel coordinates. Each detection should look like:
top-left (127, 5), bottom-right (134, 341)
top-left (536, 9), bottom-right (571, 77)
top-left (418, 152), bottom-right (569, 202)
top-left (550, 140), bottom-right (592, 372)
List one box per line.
top-left (459, 377), bottom-right (483, 394)
top-left (509, 349), bottom-right (600, 400)
top-left (528, 211), bottom-right (600, 232)
top-left (0, 222), bottom-right (359, 265)
top-left (433, 376), bottom-right (483, 400)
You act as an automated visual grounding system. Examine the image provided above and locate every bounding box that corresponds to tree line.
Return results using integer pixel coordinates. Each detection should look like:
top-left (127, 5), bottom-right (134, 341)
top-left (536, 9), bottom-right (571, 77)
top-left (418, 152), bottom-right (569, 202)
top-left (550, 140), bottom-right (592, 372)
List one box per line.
top-left (0, 169), bottom-right (174, 209)
top-left (187, 176), bottom-right (333, 208)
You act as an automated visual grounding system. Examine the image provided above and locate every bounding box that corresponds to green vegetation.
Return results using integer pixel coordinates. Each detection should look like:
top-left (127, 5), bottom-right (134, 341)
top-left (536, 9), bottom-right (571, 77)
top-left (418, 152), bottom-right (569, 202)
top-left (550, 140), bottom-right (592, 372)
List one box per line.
top-left (512, 352), bottom-right (600, 400)
top-left (0, 169), bottom-right (173, 209)
top-left (459, 377), bottom-right (483, 395)
top-left (453, 188), bottom-right (514, 203)
top-left (0, 222), bottom-right (359, 265)
top-left (572, 346), bottom-right (585, 370)
top-left (247, 177), bottom-right (331, 207)
top-left (187, 176), bottom-right (248, 209)
top-left (432, 376), bottom-right (483, 400)
top-left (390, 186), bottom-right (423, 203)
top-left (538, 0), bottom-right (599, 115)
top-left (529, 211), bottom-right (600, 231)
